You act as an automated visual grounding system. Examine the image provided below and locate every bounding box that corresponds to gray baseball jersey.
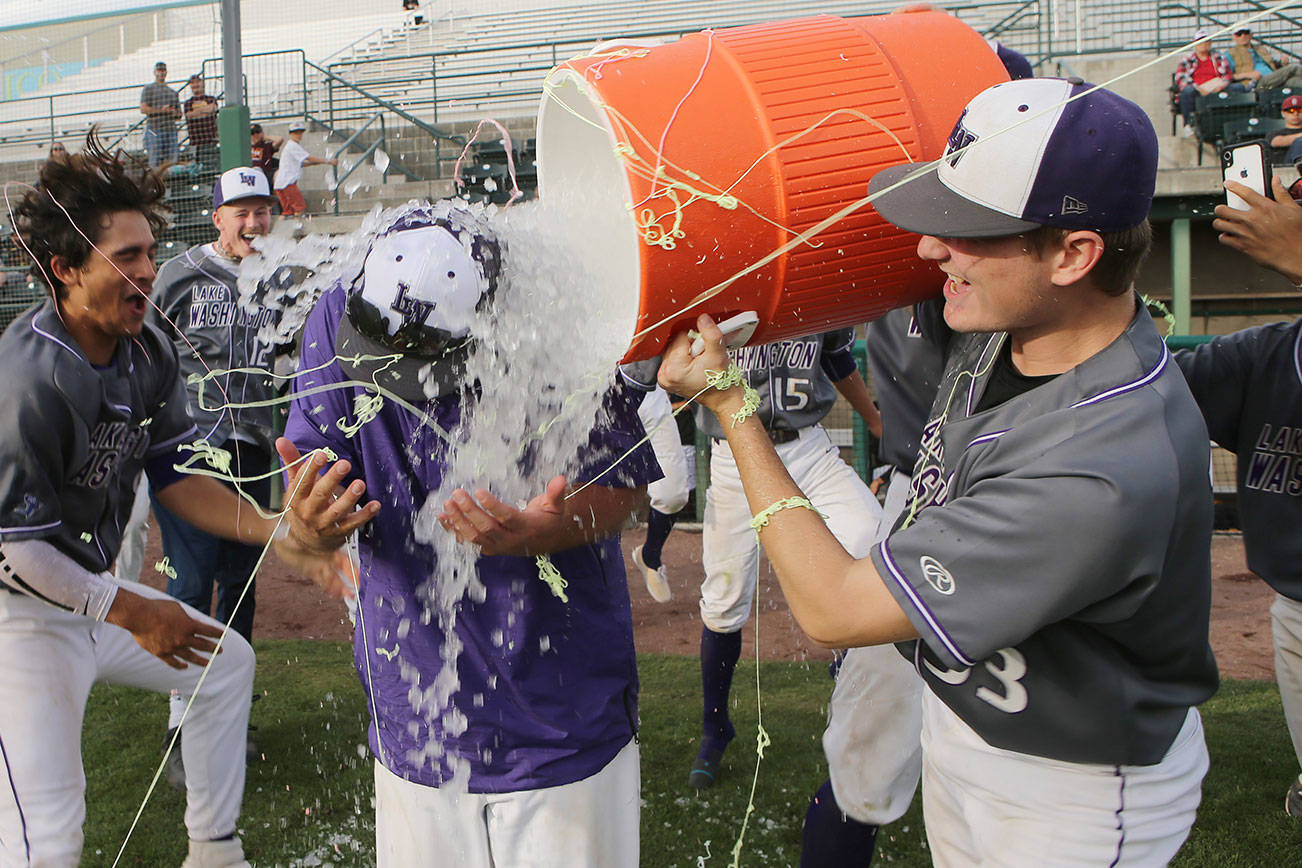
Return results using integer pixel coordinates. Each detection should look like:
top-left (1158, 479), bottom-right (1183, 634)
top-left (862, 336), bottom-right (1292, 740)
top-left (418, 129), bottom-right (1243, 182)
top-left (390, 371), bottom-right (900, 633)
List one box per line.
top-left (871, 298), bottom-right (1218, 766)
top-left (151, 243), bottom-right (282, 451)
top-left (0, 301), bottom-right (196, 572)
top-left (1175, 319), bottom-right (1302, 599)
top-left (621, 328), bottom-right (859, 437)
top-left (865, 306), bottom-right (945, 474)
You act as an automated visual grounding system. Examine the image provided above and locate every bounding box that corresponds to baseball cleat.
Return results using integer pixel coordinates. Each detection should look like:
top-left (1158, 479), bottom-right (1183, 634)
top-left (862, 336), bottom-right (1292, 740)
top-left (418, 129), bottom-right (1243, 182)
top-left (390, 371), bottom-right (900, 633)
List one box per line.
top-left (1286, 777), bottom-right (1302, 818)
top-left (689, 742), bottom-right (727, 789)
top-left (632, 545), bottom-right (672, 603)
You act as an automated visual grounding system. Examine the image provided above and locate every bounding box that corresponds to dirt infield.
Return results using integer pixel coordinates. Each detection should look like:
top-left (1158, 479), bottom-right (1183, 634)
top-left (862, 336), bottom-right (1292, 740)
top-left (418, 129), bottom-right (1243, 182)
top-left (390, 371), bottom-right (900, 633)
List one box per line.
top-left (135, 524), bottom-right (1273, 680)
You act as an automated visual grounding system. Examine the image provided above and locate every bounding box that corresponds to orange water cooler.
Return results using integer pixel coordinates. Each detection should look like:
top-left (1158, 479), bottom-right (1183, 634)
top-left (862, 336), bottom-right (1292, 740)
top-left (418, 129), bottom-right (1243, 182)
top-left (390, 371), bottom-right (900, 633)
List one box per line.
top-left (535, 11), bottom-right (1008, 361)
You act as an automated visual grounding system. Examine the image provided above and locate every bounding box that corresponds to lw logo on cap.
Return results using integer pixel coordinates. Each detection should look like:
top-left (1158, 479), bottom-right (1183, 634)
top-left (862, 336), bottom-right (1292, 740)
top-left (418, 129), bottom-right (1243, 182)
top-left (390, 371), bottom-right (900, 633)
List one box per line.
top-left (945, 109), bottom-right (977, 169)
top-left (1061, 195), bottom-right (1089, 215)
top-left (238, 170), bottom-right (259, 187)
top-left (390, 281), bottom-right (434, 329)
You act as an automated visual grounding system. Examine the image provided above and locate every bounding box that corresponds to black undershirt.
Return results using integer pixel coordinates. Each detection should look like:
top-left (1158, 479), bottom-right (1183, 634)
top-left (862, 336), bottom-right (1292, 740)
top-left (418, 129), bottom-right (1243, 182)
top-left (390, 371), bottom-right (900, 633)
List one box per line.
top-left (975, 341), bottom-right (1058, 412)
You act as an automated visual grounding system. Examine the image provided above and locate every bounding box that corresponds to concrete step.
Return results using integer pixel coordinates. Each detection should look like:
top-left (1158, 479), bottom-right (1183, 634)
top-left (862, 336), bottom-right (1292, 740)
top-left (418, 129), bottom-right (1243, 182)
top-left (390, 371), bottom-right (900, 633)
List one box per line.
top-left (303, 177), bottom-right (459, 214)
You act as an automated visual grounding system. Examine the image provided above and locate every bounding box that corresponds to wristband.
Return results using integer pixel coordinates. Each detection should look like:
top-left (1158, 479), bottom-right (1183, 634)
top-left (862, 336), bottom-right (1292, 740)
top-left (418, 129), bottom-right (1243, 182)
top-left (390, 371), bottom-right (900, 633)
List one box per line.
top-left (749, 496), bottom-right (828, 532)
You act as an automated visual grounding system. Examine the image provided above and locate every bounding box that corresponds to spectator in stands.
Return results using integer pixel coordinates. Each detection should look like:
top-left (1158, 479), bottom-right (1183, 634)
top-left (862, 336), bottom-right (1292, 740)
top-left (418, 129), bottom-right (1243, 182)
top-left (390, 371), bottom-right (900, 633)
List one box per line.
top-left (139, 61), bottom-right (181, 168)
top-left (1270, 94), bottom-right (1302, 165)
top-left (250, 123), bottom-right (283, 189)
top-left (184, 74), bottom-right (220, 174)
top-left (273, 121), bottom-right (336, 217)
top-left (1176, 28), bottom-right (1248, 137)
top-left (402, 0), bottom-right (424, 25)
top-left (1229, 27), bottom-right (1302, 91)
top-left (45, 141), bottom-right (67, 167)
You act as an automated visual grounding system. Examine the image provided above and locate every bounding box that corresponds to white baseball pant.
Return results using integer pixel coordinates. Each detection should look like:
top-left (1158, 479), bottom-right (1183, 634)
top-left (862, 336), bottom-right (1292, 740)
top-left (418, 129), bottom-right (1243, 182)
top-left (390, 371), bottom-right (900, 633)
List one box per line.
top-left (1271, 593), bottom-right (1302, 776)
top-left (701, 426), bottom-right (884, 633)
top-left (115, 478), bottom-right (151, 584)
top-left (374, 737), bottom-right (639, 867)
top-left (636, 387), bottom-right (690, 515)
top-left (822, 471), bottom-right (924, 825)
top-left (921, 693), bottom-right (1207, 866)
top-left (0, 578), bottom-right (254, 865)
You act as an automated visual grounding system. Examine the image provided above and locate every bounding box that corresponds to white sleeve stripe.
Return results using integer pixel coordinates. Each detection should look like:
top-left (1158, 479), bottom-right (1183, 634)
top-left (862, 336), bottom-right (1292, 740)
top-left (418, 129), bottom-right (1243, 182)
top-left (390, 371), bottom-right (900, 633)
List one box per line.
top-left (877, 537), bottom-right (976, 668)
top-left (618, 369), bottom-right (655, 392)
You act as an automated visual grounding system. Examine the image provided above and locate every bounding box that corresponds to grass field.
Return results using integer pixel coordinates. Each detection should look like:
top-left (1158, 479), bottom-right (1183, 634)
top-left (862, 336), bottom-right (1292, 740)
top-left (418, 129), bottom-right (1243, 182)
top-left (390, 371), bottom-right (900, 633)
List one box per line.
top-left (82, 640), bottom-right (1302, 866)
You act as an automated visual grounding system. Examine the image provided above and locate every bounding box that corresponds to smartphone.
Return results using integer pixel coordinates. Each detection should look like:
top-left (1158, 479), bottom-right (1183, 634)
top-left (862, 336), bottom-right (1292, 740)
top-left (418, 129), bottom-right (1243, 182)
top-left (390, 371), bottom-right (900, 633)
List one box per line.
top-left (1222, 142), bottom-right (1272, 210)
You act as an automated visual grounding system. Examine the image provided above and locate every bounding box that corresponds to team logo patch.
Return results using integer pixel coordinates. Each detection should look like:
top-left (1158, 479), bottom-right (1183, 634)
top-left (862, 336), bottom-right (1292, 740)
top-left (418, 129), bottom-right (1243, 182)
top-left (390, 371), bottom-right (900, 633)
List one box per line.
top-left (19, 494), bottom-right (38, 519)
top-left (1061, 195), bottom-right (1088, 215)
top-left (945, 109), bottom-right (977, 169)
top-left (919, 555), bottom-right (956, 595)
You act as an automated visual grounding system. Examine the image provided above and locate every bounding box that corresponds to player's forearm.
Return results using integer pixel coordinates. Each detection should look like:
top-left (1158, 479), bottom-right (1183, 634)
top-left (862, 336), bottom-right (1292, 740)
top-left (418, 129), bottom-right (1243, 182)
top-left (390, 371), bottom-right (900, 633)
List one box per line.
top-left (0, 538), bottom-right (117, 620)
top-left (711, 394), bottom-right (913, 647)
top-left (155, 475), bottom-right (276, 547)
top-left (834, 370), bottom-right (883, 440)
top-left (542, 485), bottom-right (647, 553)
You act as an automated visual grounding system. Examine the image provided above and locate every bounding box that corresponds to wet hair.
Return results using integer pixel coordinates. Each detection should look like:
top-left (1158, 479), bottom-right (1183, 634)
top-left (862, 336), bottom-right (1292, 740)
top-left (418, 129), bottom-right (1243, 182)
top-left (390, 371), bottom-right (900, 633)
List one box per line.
top-left (13, 129), bottom-right (169, 298)
top-left (1022, 220), bottom-right (1153, 297)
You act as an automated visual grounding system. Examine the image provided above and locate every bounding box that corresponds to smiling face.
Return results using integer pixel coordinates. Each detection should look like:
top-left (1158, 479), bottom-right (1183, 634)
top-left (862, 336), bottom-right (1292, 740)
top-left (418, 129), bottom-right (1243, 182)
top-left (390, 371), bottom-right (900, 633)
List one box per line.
top-left (213, 198), bottom-right (273, 260)
top-left (917, 233), bottom-right (1063, 337)
top-left (52, 210), bottom-right (158, 365)
top-left (1233, 30), bottom-right (1251, 46)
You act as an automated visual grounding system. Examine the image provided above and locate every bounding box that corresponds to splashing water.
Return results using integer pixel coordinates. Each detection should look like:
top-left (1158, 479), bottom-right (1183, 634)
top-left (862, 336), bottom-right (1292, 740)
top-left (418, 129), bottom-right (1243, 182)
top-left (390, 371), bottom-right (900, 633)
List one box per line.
top-left (234, 187), bottom-right (639, 788)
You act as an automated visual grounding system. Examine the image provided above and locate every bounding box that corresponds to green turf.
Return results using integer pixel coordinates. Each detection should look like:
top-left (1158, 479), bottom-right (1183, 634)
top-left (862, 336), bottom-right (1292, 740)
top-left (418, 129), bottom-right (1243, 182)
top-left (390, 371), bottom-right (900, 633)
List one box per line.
top-left (81, 642), bottom-right (1299, 866)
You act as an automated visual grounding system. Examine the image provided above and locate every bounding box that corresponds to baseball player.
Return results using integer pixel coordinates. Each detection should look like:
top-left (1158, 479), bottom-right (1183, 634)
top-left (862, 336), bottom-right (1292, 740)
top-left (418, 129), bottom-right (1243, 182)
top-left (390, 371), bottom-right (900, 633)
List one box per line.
top-left (803, 304), bottom-right (942, 864)
top-left (149, 165), bottom-right (286, 784)
top-left (658, 78), bottom-right (1219, 864)
top-left (624, 330), bottom-right (886, 789)
top-left (278, 203), bottom-right (660, 866)
top-left (0, 137), bottom-right (351, 866)
top-left (630, 385), bottom-right (691, 602)
top-left (1179, 177), bottom-right (1302, 816)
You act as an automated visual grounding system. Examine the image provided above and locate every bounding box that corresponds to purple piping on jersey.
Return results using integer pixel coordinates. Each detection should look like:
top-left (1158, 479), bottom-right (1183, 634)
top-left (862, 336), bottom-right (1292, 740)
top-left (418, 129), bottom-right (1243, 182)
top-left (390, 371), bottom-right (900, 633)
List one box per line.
top-left (30, 316), bottom-right (83, 361)
top-left (966, 429), bottom-right (1010, 449)
top-left (1108, 766), bottom-right (1127, 867)
top-left (0, 731), bottom-right (32, 860)
top-left (1069, 345), bottom-right (1169, 409)
top-left (146, 425), bottom-right (200, 458)
top-left (110, 403), bottom-right (131, 415)
top-left (878, 537), bottom-right (977, 667)
top-left (0, 520), bottom-right (61, 535)
top-left (1292, 328), bottom-right (1301, 388)
top-left (965, 336), bottom-right (1005, 416)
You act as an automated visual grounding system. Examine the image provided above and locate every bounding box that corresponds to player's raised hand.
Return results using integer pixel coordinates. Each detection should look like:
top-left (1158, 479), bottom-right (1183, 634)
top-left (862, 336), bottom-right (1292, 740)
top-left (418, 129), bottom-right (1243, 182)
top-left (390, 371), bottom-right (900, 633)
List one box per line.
top-left (1214, 177), bottom-right (1302, 284)
top-left (658, 314), bottom-right (741, 414)
top-left (438, 475), bottom-right (568, 556)
top-left (106, 590), bottom-right (223, 670)
top-left (276, 437), bottom-right (380, 554)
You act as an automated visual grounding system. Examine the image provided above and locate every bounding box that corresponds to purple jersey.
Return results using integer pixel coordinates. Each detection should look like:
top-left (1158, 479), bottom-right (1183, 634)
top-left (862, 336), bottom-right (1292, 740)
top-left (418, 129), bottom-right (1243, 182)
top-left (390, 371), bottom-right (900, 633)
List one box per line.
top-left (285, 287), bottom-right (659, 792)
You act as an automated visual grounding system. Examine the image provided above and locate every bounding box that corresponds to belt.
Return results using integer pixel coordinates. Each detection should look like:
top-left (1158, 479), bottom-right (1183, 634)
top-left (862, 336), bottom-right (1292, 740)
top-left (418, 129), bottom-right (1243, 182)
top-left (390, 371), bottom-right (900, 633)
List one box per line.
top-left (714, 428), bottom-right (800, 445)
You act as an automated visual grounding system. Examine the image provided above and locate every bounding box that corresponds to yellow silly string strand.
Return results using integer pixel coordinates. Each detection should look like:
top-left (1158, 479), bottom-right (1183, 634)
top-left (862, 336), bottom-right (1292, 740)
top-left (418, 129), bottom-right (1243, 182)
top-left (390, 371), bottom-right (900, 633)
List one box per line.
top-left (535, 554), bottom-right (569, 602)
top-left (704, 362), bottom-right (760, 427)
top-left (748, 496), bottom-right (827, 532)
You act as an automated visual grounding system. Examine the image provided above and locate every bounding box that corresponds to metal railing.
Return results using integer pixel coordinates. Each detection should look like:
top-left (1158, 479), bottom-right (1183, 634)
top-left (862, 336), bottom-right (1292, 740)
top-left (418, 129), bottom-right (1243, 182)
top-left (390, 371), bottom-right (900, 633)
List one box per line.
top-left (321, 111), bottom-right (423, 214)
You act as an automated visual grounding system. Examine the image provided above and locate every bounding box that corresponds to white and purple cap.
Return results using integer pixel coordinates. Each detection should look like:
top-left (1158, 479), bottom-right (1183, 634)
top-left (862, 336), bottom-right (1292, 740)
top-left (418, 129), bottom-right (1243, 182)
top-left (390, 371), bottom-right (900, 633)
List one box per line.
top-left (869, 78), bottom-right (1158, 238)
top-left (212, 166), bottom-right (273, 208)
top-left (338, 204), bottom-right (502, 400)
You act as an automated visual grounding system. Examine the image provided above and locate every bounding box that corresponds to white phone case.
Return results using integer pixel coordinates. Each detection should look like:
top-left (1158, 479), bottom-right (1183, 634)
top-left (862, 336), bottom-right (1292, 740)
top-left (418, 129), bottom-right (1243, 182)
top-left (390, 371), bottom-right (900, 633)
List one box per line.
top-left (1223, 143), bottom-right (1270, 211)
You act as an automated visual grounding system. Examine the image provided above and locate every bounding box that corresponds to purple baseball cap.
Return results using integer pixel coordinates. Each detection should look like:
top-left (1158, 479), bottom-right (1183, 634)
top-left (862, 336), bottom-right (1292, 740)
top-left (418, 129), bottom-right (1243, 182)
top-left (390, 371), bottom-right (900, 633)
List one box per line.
top-left (869, 78), bottom-right (1158, 238)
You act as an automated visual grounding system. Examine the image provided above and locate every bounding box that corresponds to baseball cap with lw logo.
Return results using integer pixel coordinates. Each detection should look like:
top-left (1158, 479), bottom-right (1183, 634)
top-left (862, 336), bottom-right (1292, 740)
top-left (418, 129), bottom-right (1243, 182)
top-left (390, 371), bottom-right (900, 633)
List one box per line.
top-left (212, 166), bottom-right (273, 207)
top-left (869, 78), bottom-right (1158, 238)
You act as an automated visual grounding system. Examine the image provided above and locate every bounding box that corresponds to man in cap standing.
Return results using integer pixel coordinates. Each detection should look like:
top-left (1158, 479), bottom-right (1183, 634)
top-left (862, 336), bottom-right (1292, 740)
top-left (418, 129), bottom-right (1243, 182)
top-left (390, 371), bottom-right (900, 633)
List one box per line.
top-left (149, 167), bottom-right (287, 782)
top-left (140, 61), bottom-right (181, 167)
top-left (278, 202), bottom-right (659, 866)
top-left (273, 121), bottom-right (336, 217)
top-left (659, 78), bottom-right (1218, 864)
